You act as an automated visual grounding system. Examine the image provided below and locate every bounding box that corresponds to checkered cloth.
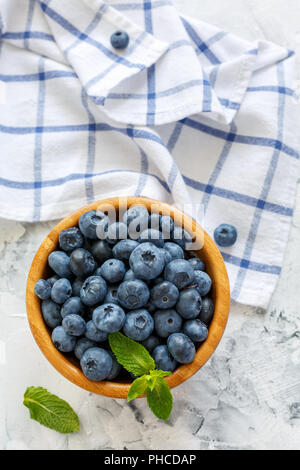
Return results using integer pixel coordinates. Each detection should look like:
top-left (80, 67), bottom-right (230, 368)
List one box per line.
top-left (0, 0), bottom-right (299, 308)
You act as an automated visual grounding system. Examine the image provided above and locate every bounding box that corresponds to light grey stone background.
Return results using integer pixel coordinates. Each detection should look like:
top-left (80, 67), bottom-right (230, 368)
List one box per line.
top-left (1, 0), bottom-right (300, 451)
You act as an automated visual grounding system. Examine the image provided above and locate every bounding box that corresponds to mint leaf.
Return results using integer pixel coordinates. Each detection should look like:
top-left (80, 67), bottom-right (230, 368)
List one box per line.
top-left (23, 387), bottom-right (80, 434)
top-left (109, 332), bottom-right (155, 376)
top-left (127, 376), bottom-right (148, 401)
top-left (149, 369), bottom-right (172, 378)
top-left (146, 377), bottom-right (173, 421)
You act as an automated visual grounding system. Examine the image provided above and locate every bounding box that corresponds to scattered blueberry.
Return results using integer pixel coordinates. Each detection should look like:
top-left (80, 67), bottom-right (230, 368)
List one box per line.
top-left (154, 309), bottom-right (182, 338)
top-left (183, 319), bottom-right (208, 343)
top-left (79, 210), bottom-right (109, 240)
top-left (152, 345), bottom-right (177, 372)
top-left (117, 279), bottom-right (150, 310)
top-left (167, 333), bottom-right (196, 364)
top-left (74, 337), bottom-right (97, 360)
top-left (188, 257), bottom-right (205, 272)
top-left (151, 281), bottom-right (179, 309)
top-left (48, 251), bottom-right (72, 279)
top-left (199, 297), bottom-right (214, 325)
top-left (85, 320), bottom-right (108, 342)
top-left (123, 309), bottom-right (154, 341)
top-left (80, 347), bottom-right (113, 381)
top-left (163, 242), bottom-right (184, 260)
top-left (61, 296), bottom-right (84, 319)
top-left (176, 288), bottom-right (202, 319)
top-left (110, 30), bottom-right (130, 50)
top-left (69, 248), bottom-right (96, 278)
top-left (164, 259), bottom-right (194, 289)
top-left (51, 278), bottom-right (72, 304)
top-left (129, 242), bottom-right (165, 280)
top-left (139, 229), bottom-right (164, 248)
top-left (100, 259), bottom-right (126, 284)
top-left (34, 279), bottom-right (52, 300)
top-left (80, 275), bottom-right (107, 306)
top-left (41, 300), bottom-right (62, 329)
top-left (93, 303), bottom-right (126, 333)
top-left (59, 227), bottom-right (84, 252)
top-left (112, 239), bottom-right (139, 261)
top-left (62, 314), bottom-right (86, 337)
top-left (52, 326), bottom-right (77, 352)
top-left (141, 335), bottom-right (160, 352)
top-left (191, 270), bottom-right (212, 296)
top-left (214, 224), bottom-right (237, 247)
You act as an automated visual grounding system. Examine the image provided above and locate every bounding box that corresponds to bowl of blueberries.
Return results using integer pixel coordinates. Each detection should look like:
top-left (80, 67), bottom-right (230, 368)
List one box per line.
top-left (26, 197), bottom-right (230, 398)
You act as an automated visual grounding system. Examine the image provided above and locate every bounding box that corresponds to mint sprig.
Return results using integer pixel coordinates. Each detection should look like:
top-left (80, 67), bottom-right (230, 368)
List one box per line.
top-left (23, 386), bottom-right (80, 434)
top-left (109, 332), bottom-right (173, 421)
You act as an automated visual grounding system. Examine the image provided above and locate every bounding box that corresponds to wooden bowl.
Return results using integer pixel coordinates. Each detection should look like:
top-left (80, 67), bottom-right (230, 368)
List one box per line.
top-left (26, 196), bottom-right (230, 398)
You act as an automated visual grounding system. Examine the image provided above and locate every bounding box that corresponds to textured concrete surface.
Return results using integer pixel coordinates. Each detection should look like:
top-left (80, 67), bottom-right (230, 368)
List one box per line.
top-left (1, 0), bottom-right (300, 450)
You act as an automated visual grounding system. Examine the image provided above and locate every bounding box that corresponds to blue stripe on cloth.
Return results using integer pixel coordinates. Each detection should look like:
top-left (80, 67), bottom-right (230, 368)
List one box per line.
top-left (2, 31), bottom-right (55, 41)
top-left (24, 0), bottom-right (35, 50)
top-left (33, 57), bottom-right (46, 221)
top-left (167, 122), bottom-right (184, 189)
top-left (247, 86), bottom-right (295, 96)
top-left (0, 71), bottom-right (77, 82)
top-left (81, 89), bottom-right (96, 203)
top-left (232, 60), bottom-right (287, 299)
top-left (181, 117), bottom-right (299, 159)
top-left (113, 0), bottom-right (173, 10)
top-left (143, 1), bottom-right (156, 125)
top-left (40, 1), bottom-right (145, 70)
top-left (221, 252), bottom-right (281, 275)
top-left (181, 17), bottom-right (222, 64)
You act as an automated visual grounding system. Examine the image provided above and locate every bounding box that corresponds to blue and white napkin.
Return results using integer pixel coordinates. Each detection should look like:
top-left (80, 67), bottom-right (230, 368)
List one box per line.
top-left (0, 0), bottom-right (299, 308)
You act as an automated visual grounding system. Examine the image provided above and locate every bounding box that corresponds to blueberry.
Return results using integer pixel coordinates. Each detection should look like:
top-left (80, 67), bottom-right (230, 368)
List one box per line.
top-left (104, 286), bottom-right (120, 305)
top-left (106, 222), bottom-right (128, 245)
top-left (117, 280), bottom-right (150, 310)
top-left (141, 335), bottom-right (160, 352)
top-left (34, 279), bottom-right (51, 300)
top-left (152, 345), bottom-right (177, 372)
top-left (62, 314), bottom-right (86, 337)
top-left (144, 301), bottom-right (156, 314)
top-left (153, 309), bottom-right (182, 338)
top-left (123, 309), bottom-right (154, 341)
top-left (51, 278), bottom-right (72, 304)
top-left (176, 288), bottom-right (202, 319)
top-left (72, 278), bottom-right (84, 297)
top-left (160, 248), bottom-right (172, 266)
top-left (163, 242), bottom-right (184, 260)
top-left (110, 30), bottom-right (129, 50)
top-left (188, 257), bottom-right (206, 272)
top-left (112, 239), bottom-right (139, 261)
top-left (48, 251), bottom-right (72, 278)
top-left (139, 229), bottom-right (164, 248)
top-left (164, 259), bottom-right (194, 289)
top-left (52, 326), bottom-right (77, 352)
top-left (80, 275), bottom-right (107, 306)
top-left (106, 351), bottom-right (122, 380)
top-left (149, 213), bottom-right (161, 230)
top-left (171, 226), bottom-right (193, 249)
top-left (100, 259), bottom-right (126, 284)
top-left (41, 299), bottom-right (62, 328)
top-left (124, 269), bottom-right (138, 282)
top-left (123, 205), bottom-right (149, 238)
top-left (151, 281), bottom-right (179, 309)
top-left (69, 248), bottom-right (96, 278)
top-left (160, 216), bottom-right (174, 238)
top-left (199, 297), bottom-right (214, 325)
top-left (79, 210), bottom-right (109, 240)
top-left (183, 319), bottom-right (208, 343)
top-left (192, 270), bottom-right (212, 296)
top-left (80, 347), bottom-right (113, 381)
top-left (74, 338), bottom-right (97, 360)
top-left (59, 227), bottom-right (84, 252)
top-left (61, 296), bottom-right (85, 319)
top-left (85, 320), bottom-right (108, 342)
top-left (167, 333), bottom-right (196, 364)
top-left (47, 275), bottom-right (60, 287)
top-left (93, 303), bottom-right (126, 333)
top-left (90, 239), bottom-right (113, 264)
top-left (129, 242), bottom-right (165, 280)
top-left (214, 224), bottom-right (237, 247)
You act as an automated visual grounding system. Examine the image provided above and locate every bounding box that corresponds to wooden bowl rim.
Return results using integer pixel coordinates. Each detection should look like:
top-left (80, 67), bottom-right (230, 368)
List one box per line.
top-left (26, 196), bottom-right (230, 398)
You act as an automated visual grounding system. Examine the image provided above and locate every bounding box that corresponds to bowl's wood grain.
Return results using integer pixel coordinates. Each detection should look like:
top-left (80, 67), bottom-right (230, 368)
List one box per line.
top-left (26, 197), bottom-right (230, 398)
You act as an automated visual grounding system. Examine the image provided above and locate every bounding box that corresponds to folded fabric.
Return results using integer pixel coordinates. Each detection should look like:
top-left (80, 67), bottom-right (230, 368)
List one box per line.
top-left (0, 0), bottom-right (299, 308)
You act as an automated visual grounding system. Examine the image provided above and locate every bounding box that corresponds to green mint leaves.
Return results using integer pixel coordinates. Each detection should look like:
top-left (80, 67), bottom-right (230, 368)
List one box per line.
top-left (109, 332), bottom-right (173, 421)
top-left (23, 387), bottom-right (80, 434)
